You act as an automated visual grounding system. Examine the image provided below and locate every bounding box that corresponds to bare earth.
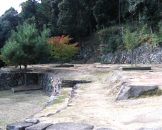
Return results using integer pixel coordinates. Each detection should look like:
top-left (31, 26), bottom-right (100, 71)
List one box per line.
top-left (1, 64), bottom-right (162, 130)
top-left (0, 90), bottom-right (48, 129)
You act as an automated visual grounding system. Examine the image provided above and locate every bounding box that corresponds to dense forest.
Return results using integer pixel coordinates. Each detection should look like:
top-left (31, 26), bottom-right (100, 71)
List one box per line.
top-left (1, 0), bottom-right (162, 67)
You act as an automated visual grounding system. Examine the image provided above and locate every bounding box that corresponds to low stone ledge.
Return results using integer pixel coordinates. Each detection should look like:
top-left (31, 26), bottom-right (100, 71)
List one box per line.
top-left (122, 67), bottom-right (151, 71)
top-left (55, 64), bottom-right (74, 67)
top-left (46, 122), bottom-right (94, 130)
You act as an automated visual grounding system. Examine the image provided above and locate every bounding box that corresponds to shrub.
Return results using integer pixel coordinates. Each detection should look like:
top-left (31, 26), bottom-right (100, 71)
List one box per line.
top-left (48, 35), bottom-right (78, 62)
top-left (123, 28), bottom-right (139, 52)
top-left (122, 25), bottom-right (159, 65)
top-left (137, 25), bottom-right (158, 46)
top-left (1, 22), bottom-right (50, 69)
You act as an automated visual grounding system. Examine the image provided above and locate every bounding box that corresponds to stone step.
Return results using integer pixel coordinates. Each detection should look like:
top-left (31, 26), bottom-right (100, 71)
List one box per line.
top-left (11, 85), bottom-right (42, 93)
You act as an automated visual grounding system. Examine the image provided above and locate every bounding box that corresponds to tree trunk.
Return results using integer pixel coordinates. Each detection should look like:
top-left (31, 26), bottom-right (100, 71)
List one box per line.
top-left (24, 73), bottom-right (27, 87)
top-left (119, 0), bottom-right (121, 25)
top-left (131, 50), bottom-right (134, 66)
top-left (19, 65), bottom-right (22, 70)
top-left (24, 65), bottom-right (27, 71)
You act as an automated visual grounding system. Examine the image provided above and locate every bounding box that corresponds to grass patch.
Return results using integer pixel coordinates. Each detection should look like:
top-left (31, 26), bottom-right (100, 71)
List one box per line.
top-left (54, 95), bottom-right (67, 104)
top-left (138, 88), bottom-right (162, 98)
top-left (53, 90), bottom-right (69, 104)
top-left (0, 119), bottom-right (8, 126)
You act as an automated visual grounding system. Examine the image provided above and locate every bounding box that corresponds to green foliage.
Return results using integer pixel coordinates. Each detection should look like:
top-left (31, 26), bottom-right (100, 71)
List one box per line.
top-left (57, 0), bottom-right (91, 38)
top-left (0, 8), bottom-right (19, 48)
top-left (20, 0), bottom-right (38, 20)
top-left (1, 22), bottom-right (50, 68)
top-left (137, 25), bottom-right (158, 47)
top-left (97, 26), bottom-right (122, 53)
top-left (57, 0), bottom-right (78, 36)
top-left (48, 36), bottom-right (78, 62)
top-left (123, 25), bottom-right (159, 51)
top-left (93, 0), bottom-right (119, 29)
top-left (123, 28), bottom-right (139, 51)
top-left (155, 21), bottom-right (162, 44)
top-left (1, 0), bottom-right (162, 63)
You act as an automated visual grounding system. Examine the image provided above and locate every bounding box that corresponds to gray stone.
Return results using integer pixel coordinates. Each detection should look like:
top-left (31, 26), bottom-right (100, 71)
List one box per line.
top-left (6, 122), bottom-right (33, 130)
top-left (138, 128), bottom-right (162, 130)
top-left (116, 83), bottom-right (158, 100)
top-left (41, 74), bottom-right (62, 96)
top-left (25, 123), bottom-right (52, 130)
top-left (96, 128), bottom-right (114, 130)
top-left (46, 122), bottom-right (94, 130)
top-left (25, 119), bottom-right (40, 124)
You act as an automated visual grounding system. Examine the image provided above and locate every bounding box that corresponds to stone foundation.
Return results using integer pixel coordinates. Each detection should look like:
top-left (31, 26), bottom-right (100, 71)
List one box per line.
top-left (0, 72), bottom-right (61, 96)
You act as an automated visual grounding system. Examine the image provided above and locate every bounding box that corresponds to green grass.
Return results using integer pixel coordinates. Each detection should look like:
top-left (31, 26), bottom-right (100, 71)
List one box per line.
top-left (0, 119), bottom-right (8, 126)
top-left (54, 95), bottom-right (67, 104)
top-left (53, 90), bottom-right (69, 104)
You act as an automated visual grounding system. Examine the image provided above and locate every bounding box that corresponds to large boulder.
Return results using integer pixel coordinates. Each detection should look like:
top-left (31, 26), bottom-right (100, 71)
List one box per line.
top-left (116, 83), bottom-right (158, 100)
top-left (46, 122), bottom-right (94, 130)
top-left (25, 123), bottom-right (52, 130)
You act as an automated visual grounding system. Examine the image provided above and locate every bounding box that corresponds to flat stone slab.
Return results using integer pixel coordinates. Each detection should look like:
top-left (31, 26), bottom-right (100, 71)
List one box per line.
top-left (55, 64), bottom-right (74, 67)
top-left (25, 119), bottom-right (40, 124)
top-left (25, 123), bottom-right (52, 130)
top-left (116, 83), bottom-right (158, 100)
top-left (12, 85), bottom-right (42, 93)
top-left (46, 122), bottom-right (94, 130)
top-left (7, 122), bottom-right (33, 130)
top-left (96, 128), bottom-right (114, 130)
top-left (122, 67), bottom-right (151, 71)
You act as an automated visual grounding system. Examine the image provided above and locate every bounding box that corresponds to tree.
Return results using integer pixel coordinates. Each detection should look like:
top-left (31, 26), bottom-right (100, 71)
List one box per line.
top-left (57, 0), bottom-right (93, 38)
top-left (123, 28), bottom-right (138, 65)
top-left (20, 0), bottom-right (38, 20)
top-left (0, 8), bottom-right (19, 48)
top-left (1, 22), bottom-right (50, 69)
top-left (48, 35), bottom-right (78, 62)
top-left (93, 0), bottom-right (119, 29)
top-left (50, 0), bottom-right (60, 35)
top-left (57, 0), bottom-right (79, 37)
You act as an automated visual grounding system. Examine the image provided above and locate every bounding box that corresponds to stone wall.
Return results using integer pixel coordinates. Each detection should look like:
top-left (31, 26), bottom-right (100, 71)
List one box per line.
top-left (101, 43), bottom-right (162, 64)
top-left (0, 72), bottom-right (61, 96)
top-left (41, 73), bottom-right (61, 96)
top-left (0, 72), bottom-right (42, 90)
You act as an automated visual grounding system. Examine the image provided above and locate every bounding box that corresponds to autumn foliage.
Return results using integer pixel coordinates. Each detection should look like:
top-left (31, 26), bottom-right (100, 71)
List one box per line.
top-left (48, 35), bottom-right (78, 62)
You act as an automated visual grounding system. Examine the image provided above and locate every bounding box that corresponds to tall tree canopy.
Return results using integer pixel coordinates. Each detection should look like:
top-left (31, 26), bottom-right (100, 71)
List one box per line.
top-left (0, 8), bottom-right (19, 48)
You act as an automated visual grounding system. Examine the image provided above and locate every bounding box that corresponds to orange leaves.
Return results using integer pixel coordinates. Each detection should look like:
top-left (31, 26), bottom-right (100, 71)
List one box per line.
top-left (48, 35), bottom-right (79, 62)
top-left (48, 35), bottom-right (72, 45)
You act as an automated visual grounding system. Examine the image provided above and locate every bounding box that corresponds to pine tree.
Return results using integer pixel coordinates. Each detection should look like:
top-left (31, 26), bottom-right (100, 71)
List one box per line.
top-left (1, 22), bottom-right (50, 69)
